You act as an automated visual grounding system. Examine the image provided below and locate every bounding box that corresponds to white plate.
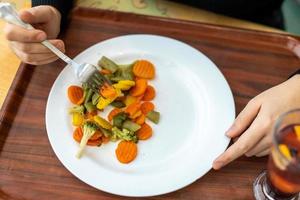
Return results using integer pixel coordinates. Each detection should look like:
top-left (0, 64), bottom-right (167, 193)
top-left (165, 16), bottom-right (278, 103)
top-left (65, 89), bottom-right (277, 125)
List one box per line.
top-left (46, 34), bottom-right (235, 197)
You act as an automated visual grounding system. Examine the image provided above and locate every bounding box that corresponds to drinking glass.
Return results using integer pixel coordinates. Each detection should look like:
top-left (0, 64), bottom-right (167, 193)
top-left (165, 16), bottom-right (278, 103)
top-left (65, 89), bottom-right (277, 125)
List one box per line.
top-left (253, 109), bottom-right (300, 200)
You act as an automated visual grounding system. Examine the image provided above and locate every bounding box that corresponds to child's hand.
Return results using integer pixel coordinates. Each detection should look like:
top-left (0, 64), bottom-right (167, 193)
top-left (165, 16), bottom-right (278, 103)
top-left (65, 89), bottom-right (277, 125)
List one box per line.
top-left (4, 5), bottom-right (65, 65)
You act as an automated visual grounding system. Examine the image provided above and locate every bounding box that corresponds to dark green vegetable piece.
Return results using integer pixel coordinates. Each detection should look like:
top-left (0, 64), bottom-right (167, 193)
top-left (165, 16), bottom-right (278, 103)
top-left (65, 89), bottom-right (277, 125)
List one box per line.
top-left (69, 105), bottom-right (85, 114)
top-left (111, 127), bottom-right (138, 143)
top-left (110, 63), bottom-right (134, 82)
top-left (84, 88), bottom-right (94, 104)
top-left (99, 127), bottom-right (112, 137)
top-left (111, 100), bottom-right (126, 108)
top-left (98, 56), bottom-right (118, 73)
top-left (84, 102), bottom-right (96, 113)
top-left (146, 110), bottom-right (160, 124)
top-left (122, 120), bottom-right (141, 132)
top-left (112, 112), bottom-right (128, 128)
top-left (92, 93), bottom-right (100, 105)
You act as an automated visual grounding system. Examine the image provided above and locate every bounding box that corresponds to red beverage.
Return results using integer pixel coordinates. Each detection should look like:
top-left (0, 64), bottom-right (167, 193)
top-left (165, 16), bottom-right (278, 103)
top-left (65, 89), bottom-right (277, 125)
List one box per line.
top-left (253, 109), bottom-right (300, 200)
top-left (266, 124), bottom-right (300, 199)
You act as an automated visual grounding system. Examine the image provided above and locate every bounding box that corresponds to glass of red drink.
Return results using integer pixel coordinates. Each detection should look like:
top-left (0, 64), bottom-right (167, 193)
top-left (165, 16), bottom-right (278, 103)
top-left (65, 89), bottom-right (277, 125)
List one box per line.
top-left (253, 109), bottom-right (300, 200)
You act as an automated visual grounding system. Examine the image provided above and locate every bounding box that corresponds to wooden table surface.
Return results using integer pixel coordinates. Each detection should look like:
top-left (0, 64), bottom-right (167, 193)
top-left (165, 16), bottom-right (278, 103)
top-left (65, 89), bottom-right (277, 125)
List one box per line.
top-left (1, 7), bottom-right (300, 200)
top-left (0, 1), bottom-right (286, 109)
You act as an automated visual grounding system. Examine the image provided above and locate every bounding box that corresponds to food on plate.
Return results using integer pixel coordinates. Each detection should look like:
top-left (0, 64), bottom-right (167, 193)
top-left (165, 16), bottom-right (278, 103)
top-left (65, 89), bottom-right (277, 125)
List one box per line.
top-left (67, 56), bottom-right (160, 163)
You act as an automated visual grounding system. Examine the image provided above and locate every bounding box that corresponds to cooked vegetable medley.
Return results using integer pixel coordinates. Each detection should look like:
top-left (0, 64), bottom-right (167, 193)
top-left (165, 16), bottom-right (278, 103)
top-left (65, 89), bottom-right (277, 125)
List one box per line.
top-left (67, 57), bottom-right (160, 163)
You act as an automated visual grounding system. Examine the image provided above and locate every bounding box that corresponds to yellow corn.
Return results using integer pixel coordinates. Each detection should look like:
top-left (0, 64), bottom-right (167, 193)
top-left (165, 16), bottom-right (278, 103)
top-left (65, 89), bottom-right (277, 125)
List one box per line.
top-left (96, 97), bottom-right (112, 110)
top-left (124, 95), bottom-right (137, 106)
top-left (278, 144), bottom-right (292, 160)
top-left (72, 113), bottom-right (84, 126)
top-left (294, 125), bottom-right (300, 140)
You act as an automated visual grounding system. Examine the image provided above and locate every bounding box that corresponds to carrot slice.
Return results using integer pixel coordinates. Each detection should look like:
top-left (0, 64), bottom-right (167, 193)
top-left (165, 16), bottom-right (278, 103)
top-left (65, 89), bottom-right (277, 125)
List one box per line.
top-left (125, 102), bottom-right (141, 117)
top-left (115, 140), bottom-right (138, 164)
top-left (102, 136), bottom-right (110, 144)
top-left (73, 127), bottom-right (102, 146)
top-left (100, 69), bottom-right (112, 75)
top-left (137, 123), bottom-right (152, 140)
top-left (73, 127), bottom-right (83, 143)
top-left (87, 138), bottom-right (102, 146)
top-left (130, 79), bottom-right (148, 97)
top-left (141, 102), bottom-right (155, 115)
top-left (133, 60), bottom-right (155, 79)
top-left (108, 108), bottom-right (122, 121)
top-left (100, 83), bottom-right (117, 99)
top-left (134, 114), bottom-right (146, 125)
top-left (68, 85), bottom-right (84, 105)
top-left (89, 130), bottom-right (102, 140)
top-left (142, 85), bottom-right (156, 101)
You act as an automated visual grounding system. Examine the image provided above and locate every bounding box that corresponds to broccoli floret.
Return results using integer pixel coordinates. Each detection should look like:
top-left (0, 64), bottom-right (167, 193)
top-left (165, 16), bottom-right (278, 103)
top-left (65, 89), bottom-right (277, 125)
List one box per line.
top-left (111, 127), bottom-right (138, 143)
top-left (69, 105), bottom-right (85, 115)
top-left (76, 121), bottom-right (99, 158)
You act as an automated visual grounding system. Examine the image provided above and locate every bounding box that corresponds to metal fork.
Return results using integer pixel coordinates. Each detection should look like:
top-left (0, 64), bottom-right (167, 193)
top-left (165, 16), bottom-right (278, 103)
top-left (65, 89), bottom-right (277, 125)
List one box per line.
top-left (0, 3), bottom-right (110, 84)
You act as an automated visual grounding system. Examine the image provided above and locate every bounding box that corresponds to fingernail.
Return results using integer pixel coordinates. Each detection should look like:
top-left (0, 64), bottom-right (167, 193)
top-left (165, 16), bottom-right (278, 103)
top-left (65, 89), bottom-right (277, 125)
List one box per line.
top-left (36, 32), bottom-right (46, 41)
top-left (225, 124), bottom-right (235, 137)
top-left (212, 161), bottom-right (223, 170)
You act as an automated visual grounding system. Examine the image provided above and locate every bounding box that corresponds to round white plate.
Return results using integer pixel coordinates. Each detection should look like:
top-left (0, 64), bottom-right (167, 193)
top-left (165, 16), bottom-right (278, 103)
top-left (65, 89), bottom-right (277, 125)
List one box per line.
top-left (46, 34), bottom-right (235, 197)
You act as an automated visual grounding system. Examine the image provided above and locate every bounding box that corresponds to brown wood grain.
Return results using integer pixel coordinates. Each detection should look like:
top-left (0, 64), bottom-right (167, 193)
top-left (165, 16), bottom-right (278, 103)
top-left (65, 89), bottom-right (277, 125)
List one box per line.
top-left (0, 7), bottom-right (300, 200)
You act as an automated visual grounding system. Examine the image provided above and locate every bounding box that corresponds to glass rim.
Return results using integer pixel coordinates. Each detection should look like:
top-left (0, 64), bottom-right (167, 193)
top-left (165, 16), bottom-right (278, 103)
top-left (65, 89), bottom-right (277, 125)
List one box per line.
top-left (273, 108), bottom-right (300, 162)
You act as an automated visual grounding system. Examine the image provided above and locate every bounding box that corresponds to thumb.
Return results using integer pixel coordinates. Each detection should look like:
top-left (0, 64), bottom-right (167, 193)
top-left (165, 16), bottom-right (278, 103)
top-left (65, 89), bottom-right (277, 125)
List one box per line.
top-left (19, 6), bottom-right (56, 24)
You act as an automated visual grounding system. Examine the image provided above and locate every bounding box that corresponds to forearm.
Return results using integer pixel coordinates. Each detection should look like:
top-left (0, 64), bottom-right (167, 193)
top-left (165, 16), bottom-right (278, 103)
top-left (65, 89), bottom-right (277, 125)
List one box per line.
top-left (32, 0), bottom-right (73, 28)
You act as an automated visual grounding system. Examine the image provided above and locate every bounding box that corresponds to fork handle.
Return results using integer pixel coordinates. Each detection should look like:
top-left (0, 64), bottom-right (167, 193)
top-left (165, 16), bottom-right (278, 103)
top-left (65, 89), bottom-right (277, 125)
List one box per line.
top-left (0, 3), bottom-right (75, 65)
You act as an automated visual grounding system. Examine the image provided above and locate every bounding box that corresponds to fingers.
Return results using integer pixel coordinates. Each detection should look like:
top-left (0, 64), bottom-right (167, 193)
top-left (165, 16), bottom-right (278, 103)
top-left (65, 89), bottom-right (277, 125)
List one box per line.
top-left (245, 135), bottom-right (272, 157)
top-left (226, 98), bottom-right (261, 138)
top-left (10, 39), bottom-right (65, 54)
top-left (213, 112), bottom-right (269, 170)
top-left (255, 148), bottom-right (270, 157)
top-left (19, 6), bottom-right (58, 24)
top-left (11, 39), bottom-right (65, 65)
top-left (4, 23), bottom-right (46, 43)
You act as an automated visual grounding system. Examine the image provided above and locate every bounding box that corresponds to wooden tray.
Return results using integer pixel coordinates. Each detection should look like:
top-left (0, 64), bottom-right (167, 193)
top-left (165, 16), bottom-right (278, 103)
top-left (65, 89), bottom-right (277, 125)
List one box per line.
top-left (0, 7), bottom-right (299, 200)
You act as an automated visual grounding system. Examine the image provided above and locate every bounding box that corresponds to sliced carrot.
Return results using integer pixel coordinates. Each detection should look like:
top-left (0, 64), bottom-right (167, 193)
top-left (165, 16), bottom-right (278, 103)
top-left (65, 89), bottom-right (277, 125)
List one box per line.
top-left (130, 79), bottom-right (148, 97)
top-left (137, 123), bottom-right (152, 140)
top-left (134, 114), bottom-right (146, 125)
top-left (102, 136), bottom-right (110, 144)
top-left (141, 102), bottom-right (155, 115)
top-left (130, 110), bottom-right (142, 119)
top-left (115, 140), bottom-right (138, 164)
top-left (142, 85), bottom-right (156, 101)
top-left (125, 102), bottom-right (141, 117)
top-left (85, 110), bottom-right (98, 120)
top-left (108, 108), bottom-right (122, 121)
top-left (87, 138), bottom-right (102, 146)
top-left (68, 85), bottom-right (84, 105)
top-left (100, 83), bottom-right (117, 99)
top-left (133, 60), bottom-right (155, 79)
top-left (89, 130), bottom-right (102, 140)
top-left (73, 127), bottom-right (83, 143)
top-left (73, 127), bottom-right (102, 146)
top-left (100, 69), bottom-right (112, 75)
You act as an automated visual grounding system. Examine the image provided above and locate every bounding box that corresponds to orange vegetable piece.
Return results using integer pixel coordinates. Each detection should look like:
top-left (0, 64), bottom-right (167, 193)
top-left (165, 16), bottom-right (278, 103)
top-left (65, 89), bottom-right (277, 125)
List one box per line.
top-left (89, 130), bottom-right (102, 140)
top-left (115, 140), bottom-right (138, 164)
top-left (72, 127), bottom-right (102, 146)
top-left (141, 102), bottom-right (155, 115)
top-left (137, 123), bottom-right (152, 140)
top-left (142, 85), bottom-right (156, 101)
top-left (125, 102), bottom-right (141, 117)
top-left (130, 79), bottom-right (148, 97)
top-left (87, 138), bottom-right (102, 146)
top-left (100, 83), bottom-right (117, 99)
top-left (134, 114), bottom-right (146, 125)
top-left (85, 110), bottom-right (98, 120)
top-left (102, 136), bottom-right (110, 144)
top-left (108, 108), bottom-right (122, 121)
top-left (68, 85), bottom-right (84, 105)
top-left (133, 60), bottom-right (155, 79)
top-left (100, 69), bottom-right (112, 75)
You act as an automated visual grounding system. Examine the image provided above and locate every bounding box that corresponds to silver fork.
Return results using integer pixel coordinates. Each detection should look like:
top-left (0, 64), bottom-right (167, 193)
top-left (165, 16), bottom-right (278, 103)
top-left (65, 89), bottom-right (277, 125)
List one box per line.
top-left (0, 3), bottom-right (110, 84)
